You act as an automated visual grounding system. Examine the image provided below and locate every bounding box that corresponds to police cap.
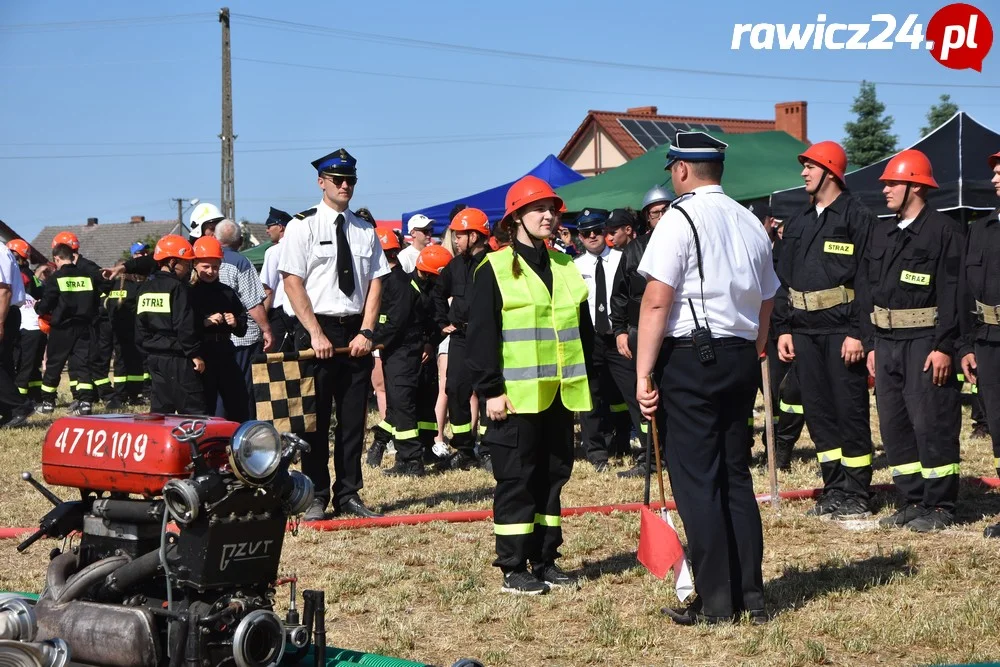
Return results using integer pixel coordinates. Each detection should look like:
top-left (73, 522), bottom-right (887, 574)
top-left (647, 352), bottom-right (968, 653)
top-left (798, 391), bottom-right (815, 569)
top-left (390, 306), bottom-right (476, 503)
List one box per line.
top-left (311, 148), bottom-right (357, 176)
top-left (665, 131), bottom-right (728, 170)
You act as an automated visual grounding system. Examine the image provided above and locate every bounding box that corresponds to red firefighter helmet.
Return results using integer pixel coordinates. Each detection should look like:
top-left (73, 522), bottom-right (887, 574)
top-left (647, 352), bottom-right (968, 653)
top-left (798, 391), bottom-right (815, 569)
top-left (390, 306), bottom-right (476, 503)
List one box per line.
top-left (193, 236), bottom-right (224, 260)
top-left (377, 228), bottom-right (400, 251)
top-left (449, 208), bottom-right (490, 235)
top-left (989, 151), bottom-right (1000, 169)
top-left (502, 176), bottom-right (563, 223)
top-left (879, 149), bottom-right (939, 188)
top-left (153, 235), bottom-right (194, 261)
top-left (38, 314), bottom-right (52, 335)
top-left (798, 141), bottom-right (848, 182)
top-left (416, 244), bottom-right (452, 275)
top-left (6, 239), bottom-right (30, 260)
top-left (52, 231), bottom-right (80, 250)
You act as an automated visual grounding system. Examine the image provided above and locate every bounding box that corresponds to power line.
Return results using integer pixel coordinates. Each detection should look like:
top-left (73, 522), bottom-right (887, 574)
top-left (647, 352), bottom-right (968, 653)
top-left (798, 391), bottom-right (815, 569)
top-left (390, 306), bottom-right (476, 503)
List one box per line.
top-left (0, 13), bottom-right (213, 33)
top-left (0, 58), bottom-right (205, 70)
top-left (233, 13), bottom-right (1000, 90)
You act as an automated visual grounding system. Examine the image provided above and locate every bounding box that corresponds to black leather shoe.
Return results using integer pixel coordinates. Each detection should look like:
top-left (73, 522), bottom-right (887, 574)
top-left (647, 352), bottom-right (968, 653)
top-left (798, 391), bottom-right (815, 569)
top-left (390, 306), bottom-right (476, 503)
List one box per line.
top-left (302, 498), bottom-right (327, 521)
top-left (2, 413), bottom-right (29, 429)
top-left (335, 497), bottom-right (384, 518)
top-left (984, 522), bottom-right (1000, 538)
top-left (661, 605), bottom-right (732, 626)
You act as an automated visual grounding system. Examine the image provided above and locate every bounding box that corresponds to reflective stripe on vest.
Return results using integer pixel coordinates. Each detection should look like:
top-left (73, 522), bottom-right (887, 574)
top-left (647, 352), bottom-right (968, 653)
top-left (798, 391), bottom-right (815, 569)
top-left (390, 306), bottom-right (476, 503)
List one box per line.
top-left (487, 247), bottom-right (591, 414)
top-left (57, 276), bottom-right (93, 292)
top-left (137, 293), bottom-right (171, 314)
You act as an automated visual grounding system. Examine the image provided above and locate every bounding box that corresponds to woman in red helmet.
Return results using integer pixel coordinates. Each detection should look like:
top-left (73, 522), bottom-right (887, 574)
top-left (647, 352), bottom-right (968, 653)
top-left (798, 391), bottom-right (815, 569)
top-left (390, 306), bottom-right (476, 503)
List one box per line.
top-left (862, 149), bottom-right (964, 532)
top-left (467, 176), bottom-right (593, 595)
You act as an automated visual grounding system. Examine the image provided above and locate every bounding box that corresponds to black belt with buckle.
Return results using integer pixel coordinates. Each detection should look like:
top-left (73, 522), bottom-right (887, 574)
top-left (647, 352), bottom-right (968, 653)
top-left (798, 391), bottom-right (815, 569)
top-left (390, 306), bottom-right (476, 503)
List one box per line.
top-left (316, 314), bottom-right (362, 325)
top-left (669, 336), bottom-right (753, 349)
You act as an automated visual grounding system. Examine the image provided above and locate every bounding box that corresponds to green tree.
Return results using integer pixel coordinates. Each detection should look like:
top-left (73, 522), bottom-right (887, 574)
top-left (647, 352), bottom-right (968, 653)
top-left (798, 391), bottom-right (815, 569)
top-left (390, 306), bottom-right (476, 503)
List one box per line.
top-left (118, 232), bottom-right (162, 261)
top-left (920, 94), bottom-right (959, 136)
top-left (843, 81), bottom-right (897, 167)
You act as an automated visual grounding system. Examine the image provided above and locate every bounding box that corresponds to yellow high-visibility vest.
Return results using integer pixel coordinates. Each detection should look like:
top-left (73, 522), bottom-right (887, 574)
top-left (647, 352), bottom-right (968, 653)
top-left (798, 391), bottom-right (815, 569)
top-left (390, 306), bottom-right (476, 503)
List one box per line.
top-left (486, 246), bottom-right (592, 414)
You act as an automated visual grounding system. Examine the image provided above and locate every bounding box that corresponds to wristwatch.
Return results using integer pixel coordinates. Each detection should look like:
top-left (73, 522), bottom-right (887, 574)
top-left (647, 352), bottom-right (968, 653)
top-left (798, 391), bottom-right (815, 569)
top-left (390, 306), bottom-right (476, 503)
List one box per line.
top-left (360, 329), bottom-right (375, 341)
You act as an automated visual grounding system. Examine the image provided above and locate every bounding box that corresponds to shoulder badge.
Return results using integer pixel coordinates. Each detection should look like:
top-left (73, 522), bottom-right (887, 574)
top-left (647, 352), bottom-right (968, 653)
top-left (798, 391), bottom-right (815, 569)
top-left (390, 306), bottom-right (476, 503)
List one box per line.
top-left (294, 208), bottom-right (317, 220)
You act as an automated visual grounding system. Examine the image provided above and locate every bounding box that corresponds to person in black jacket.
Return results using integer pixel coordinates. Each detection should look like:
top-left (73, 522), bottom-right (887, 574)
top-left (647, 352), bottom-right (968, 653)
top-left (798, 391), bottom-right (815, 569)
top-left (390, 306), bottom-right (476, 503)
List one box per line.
top-left (190, 236), bottom-right (249, 422)
top-left (35, 243), bottom-right (100, 414)
top-left (609, 185), bottom-right (673, 478)
top-left (432, 207), bottom-right (492, 470)
top-left (960, 150), bottom-right (1000, 538)
top-left (862, 150), bottom-right (963, 533)
top-left (136, 235), bottom-right (205, 415)
top-left (774, 141), bottom-right (877, 520)
top-left (104, 265), bottom-right (145, 407)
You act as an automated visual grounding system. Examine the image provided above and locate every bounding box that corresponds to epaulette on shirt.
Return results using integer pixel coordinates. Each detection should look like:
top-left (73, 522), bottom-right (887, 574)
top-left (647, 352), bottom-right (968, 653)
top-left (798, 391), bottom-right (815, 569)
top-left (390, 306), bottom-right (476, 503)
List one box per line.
top-left (294, 208), bottom-right (317, 220)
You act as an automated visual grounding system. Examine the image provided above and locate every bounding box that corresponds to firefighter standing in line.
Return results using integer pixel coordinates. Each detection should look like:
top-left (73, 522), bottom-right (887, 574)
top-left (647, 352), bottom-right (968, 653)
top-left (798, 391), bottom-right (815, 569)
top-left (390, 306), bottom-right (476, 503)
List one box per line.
top-left (635, 131), bottom-right (778, 625)
top-left (774, 141), bottom-right (877, 519)
top-left (8, 240), bottom-right (44, 404)
top-left (105, 263), bottom-right (145, 406)
top-left (35, 243), bottom-right (100, 415)
top-left (136, 235), bottom-right (205, 415)
top-left (260, 207), bottom-right (295, 353)
top-left (414, 245), bottom-right (454, 461)
top-left (574, 207), bottom-right (630, 471)
top-left (610, 185), bottom-right (674, 478)
top-left (960, 150), bottom-right (1000, 538)
top-left (433, 203), bottom-right (492, 471)
top-left (863, 149), bottom-right (963, 532)
top-left (190, 236), bottom-right (249, 422)
top-left (0, 243), bottom-right (34, 429)
top-left (467, 175), bottom-right (593, 595)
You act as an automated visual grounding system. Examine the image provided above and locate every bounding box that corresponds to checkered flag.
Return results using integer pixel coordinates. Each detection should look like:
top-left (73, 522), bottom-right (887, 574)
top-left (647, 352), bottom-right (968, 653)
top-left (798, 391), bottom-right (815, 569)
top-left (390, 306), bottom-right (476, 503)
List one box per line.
top-left (251, 350), bottom-right (318, 433)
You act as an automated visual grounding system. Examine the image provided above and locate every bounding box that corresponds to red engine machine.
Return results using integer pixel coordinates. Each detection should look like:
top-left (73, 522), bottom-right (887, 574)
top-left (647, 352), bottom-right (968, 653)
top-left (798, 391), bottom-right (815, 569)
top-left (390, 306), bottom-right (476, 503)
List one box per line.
top-left (4, 415), bottom-right (316, 667)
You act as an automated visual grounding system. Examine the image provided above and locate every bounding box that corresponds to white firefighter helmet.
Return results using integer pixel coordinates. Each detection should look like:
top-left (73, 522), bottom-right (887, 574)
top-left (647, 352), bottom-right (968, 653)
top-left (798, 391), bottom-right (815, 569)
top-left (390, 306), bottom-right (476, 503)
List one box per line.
top-left (189, 202), bottom-right (224, 239)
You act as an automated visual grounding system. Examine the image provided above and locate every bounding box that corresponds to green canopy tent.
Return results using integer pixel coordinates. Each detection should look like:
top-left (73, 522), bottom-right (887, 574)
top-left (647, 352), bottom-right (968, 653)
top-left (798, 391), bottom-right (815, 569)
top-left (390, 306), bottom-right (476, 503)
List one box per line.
top-left (555, 131), bottom-right (810, 214)
top-left (240, 240), bottom-right (273, 270)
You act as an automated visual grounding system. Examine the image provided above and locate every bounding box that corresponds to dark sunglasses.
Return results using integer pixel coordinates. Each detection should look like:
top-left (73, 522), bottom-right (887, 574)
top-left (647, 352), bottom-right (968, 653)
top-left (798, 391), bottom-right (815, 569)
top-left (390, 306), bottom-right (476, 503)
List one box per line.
top-left (325, 175), bottom-right (357, 187)
top-left (579, 228), bottom-right (605, 238)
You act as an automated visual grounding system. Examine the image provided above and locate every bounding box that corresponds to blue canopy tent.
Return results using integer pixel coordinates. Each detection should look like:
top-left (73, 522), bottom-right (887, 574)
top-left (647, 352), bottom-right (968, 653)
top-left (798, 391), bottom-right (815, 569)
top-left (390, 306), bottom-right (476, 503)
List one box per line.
top-left (402, 155), bottom-right (584, 235)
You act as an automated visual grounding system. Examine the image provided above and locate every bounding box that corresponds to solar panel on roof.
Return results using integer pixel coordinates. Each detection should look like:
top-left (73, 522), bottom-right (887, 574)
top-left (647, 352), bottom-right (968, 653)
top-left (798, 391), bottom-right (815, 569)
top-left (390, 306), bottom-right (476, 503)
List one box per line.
top-left (618, 119), bottom-right (658, 150)
top-left (654, 121), bottom-right (678, 138)
top-left (672, 122), bottom-right (691, 132)
top-left (637, 120), bottom-right (670, 145)
top-left (703, 124), bottom-right (724, 133)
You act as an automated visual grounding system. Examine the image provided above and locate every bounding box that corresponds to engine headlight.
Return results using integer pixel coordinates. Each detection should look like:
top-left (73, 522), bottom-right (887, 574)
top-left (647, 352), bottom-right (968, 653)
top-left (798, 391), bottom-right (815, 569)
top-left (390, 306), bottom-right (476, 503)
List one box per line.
top-left (228, 421), bottom-right (281, 485)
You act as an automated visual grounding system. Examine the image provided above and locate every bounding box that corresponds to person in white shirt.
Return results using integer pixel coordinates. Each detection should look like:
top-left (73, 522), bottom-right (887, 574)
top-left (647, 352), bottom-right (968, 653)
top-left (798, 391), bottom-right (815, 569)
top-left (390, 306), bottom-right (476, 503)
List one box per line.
top-left (573, 208), bottom-right (629, 471)
top-left (0, 243), bottom-right (33, 428)
top-left (398, 214), bottom-right (434, 273)
top-left (260, 206), bottom-right (294, 352)
top-left (279, 148), bottom-right (390, 521)
top-left (635, 132), bottom-right (779, 625)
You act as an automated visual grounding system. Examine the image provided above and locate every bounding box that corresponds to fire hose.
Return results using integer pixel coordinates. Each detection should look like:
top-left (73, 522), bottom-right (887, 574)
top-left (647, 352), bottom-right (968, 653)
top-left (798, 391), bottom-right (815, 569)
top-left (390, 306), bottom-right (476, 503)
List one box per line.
top-left (1, 479), bottom-right (997, 539)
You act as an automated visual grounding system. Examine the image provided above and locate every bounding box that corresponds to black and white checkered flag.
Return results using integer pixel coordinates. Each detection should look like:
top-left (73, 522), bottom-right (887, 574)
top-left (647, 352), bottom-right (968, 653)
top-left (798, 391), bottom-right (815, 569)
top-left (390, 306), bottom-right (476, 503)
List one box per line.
top-left (251, 350), bottom-right (318, 433)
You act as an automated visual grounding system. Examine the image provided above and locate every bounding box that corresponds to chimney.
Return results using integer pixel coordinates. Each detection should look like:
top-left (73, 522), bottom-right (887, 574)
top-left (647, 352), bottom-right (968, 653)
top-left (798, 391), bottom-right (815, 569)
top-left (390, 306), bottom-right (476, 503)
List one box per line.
top-left (626, 106), bottom-right (658, 116)
top-left (774, 101), bottom-right (808, 143)
top-left (86, 217), bottom-right (98, 226)
top-left (130, 215), bottom-right (145, 224)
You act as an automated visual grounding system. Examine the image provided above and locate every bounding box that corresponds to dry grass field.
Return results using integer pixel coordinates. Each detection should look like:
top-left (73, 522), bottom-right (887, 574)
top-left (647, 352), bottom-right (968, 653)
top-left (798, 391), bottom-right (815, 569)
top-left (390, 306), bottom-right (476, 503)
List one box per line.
top-left (2, 393), bottom-right (1000, 666)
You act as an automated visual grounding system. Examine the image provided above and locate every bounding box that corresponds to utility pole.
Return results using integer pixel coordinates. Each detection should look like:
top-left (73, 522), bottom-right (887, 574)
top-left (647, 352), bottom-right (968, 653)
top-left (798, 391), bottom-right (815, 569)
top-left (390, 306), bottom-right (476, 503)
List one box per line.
top-left (172, 198), bottom-right (184, 229)
top-left (219, 7), bottom-right (235, 221)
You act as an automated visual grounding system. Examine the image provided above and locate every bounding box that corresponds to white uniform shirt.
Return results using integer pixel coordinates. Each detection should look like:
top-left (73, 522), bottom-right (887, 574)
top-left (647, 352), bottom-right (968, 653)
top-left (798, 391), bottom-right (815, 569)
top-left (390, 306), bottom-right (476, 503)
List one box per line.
top-left (260, 242), bottom-right (287, 311)
top-left (279, 200), bottom-right (390, 317)
top-left (397, 244), bottom-right (420, 274)
top-left (0, 247), bottom-right (26, 308)
top-left (574, 246), bottom-right (622, 327)
top-left (638, 185), bottom-right (779, 340)
top-left (20, 293), bottom-right (40, 331)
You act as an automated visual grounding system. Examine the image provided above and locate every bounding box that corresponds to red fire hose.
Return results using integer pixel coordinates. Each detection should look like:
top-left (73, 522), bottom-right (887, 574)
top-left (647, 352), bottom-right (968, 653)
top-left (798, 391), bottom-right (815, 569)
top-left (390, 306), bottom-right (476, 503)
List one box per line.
top-left (3, 479), bottom-right (996, 540)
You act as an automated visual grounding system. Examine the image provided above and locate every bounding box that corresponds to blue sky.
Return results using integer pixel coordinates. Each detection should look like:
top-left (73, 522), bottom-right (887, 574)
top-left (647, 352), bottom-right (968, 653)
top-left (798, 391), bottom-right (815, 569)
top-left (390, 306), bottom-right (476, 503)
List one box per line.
top-left (2, 1), bottom-right (998, 245)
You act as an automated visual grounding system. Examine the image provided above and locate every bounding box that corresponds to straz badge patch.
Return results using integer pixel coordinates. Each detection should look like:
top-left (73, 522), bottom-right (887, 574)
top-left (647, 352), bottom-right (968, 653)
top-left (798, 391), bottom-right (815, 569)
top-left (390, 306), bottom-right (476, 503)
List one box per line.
top-left (823, 241), bottom-right (854, 255)
top-left (900, 270), bottom-right (932, 286)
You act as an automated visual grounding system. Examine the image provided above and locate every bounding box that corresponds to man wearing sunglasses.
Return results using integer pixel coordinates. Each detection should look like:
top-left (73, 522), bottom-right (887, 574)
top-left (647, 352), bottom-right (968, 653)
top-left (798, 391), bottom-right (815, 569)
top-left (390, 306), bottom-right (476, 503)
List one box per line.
top-left (280, 148), bottom-right (391, 521)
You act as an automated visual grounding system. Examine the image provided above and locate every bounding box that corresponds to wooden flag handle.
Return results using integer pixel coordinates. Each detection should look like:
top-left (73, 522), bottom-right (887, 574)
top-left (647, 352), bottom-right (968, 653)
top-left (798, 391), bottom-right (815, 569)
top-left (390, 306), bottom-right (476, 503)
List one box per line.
top-left (252, 345), bottom-right (384, 365)
top-left (647, 375), bottom-right (667, 510)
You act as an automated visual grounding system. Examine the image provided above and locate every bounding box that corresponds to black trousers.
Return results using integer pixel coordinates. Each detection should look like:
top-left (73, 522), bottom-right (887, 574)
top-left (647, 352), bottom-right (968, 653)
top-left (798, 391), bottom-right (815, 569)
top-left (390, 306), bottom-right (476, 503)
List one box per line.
top-left (446, 333), bottom-right (476, 456)
top-left (974, 342), bottom-right (1000, 477)
top-left (91, 317), bottom-right (115, 400)
top-left (764, 337), bottom-right (806, 455)
top-left (486, 397), bottom-right (574, 571)
top-left (295, 317), bottom-right (372, 508)
top-left (793, 332), bottom-right (873, 498)
top-left (607, 330), bottom-right (648, 451)
top-left (581, 333), bottom-right (640, 464)
top-left (382, 342), bottom-right (423, 463)
top-left (268, 307), bottom-right (296, 353)
top-left (43, 324), bottom-right (94, 403)
top-left (111, 321), bottom-right (144, 402)
top-left (657, 338), bottom-right (763, 618)
top-left (201, 339), bottom-right (249, 423)
top-left (0, 308), bottom-right (30, 416)
top-left (147, 354), bottom-right (205, 415)
top-left (874, 336), bottom-right (961, 512)
top-left (224, 341), bottom-right (262, 420)
top-left (15, 328), bottom-right (46, 401)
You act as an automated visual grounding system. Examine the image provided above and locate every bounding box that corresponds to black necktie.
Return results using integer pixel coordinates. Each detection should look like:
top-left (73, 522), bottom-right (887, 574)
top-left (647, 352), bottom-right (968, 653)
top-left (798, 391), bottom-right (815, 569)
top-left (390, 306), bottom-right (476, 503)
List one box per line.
top-left (335, 214), bottom-right (355, 297)
top-left (594, 255), bottom-right (610, 335)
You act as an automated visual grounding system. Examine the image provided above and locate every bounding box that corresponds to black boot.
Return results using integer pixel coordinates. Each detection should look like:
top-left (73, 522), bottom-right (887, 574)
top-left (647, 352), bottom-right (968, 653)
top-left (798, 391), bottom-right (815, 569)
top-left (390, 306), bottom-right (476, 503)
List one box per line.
top-left (773, 440), bottom-right (794, 471)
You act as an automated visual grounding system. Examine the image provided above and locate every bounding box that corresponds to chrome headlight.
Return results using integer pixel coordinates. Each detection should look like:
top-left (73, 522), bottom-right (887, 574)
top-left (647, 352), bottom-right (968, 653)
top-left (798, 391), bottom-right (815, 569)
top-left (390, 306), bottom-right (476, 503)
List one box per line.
top-left (228, 421), bottom-right (281, 485)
